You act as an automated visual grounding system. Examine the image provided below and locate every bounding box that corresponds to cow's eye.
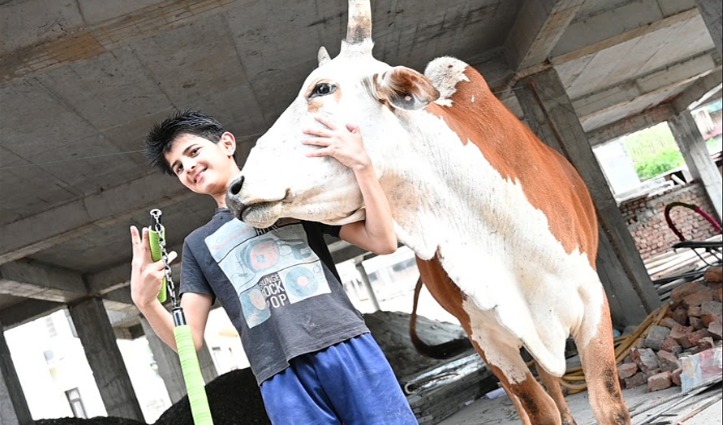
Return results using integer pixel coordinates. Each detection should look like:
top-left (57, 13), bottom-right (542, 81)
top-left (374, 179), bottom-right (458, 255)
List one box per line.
top-left (310, 82), bottom-right (336, 98)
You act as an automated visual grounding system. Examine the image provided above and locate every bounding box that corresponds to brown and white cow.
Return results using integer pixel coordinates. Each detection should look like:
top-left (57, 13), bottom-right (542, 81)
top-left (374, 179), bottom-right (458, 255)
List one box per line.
top-left (226, 1), bottom-right (630, 424)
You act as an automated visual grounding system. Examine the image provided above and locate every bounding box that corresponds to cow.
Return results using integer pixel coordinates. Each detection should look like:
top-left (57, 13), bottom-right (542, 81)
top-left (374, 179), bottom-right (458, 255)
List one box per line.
top-left (225, 1), bottom-right (631, 424)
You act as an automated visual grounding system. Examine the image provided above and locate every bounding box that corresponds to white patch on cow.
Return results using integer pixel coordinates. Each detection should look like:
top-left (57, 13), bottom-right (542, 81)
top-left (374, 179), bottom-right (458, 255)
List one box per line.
top-left (424, 56), bottom-right (469, 107)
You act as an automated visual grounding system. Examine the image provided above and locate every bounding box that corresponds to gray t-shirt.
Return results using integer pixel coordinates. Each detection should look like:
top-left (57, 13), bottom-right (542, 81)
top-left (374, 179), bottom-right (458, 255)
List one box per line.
top-left (180, 208), bottom-right (369, 384)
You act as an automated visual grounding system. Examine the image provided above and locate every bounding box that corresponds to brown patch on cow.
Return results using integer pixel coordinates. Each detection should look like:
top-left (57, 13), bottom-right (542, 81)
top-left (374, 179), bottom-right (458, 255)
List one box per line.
top-left (416, 256), bottom-right (470, 322)
top-left (375, 67), bottom-right (439, 109)
top-left (603, 367), bottom-right (620, 399)
top-left (425, 67), bottom-right (598, 265)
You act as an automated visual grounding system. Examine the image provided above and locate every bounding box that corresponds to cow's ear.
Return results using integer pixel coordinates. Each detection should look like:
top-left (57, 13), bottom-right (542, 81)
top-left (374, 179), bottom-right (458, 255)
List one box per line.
top-left (371, 66), bottom-right (440, 110)
top-left (318, 46), bottom-right (331, 67)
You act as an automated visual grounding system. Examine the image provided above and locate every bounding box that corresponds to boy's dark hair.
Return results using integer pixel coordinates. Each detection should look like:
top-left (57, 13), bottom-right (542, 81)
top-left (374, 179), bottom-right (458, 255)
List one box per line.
top-left (145, 110), bottom-right (227, 175)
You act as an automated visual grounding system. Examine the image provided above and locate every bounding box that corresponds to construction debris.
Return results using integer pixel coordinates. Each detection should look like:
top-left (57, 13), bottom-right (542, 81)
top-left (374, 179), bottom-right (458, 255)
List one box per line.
top-left (619, 265), bottom-right (722, 393)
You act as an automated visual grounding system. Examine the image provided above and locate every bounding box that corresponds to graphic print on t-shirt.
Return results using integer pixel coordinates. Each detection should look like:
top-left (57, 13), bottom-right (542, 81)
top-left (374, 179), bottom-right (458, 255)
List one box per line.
top-left (205, 220), bottom-right (331, 328)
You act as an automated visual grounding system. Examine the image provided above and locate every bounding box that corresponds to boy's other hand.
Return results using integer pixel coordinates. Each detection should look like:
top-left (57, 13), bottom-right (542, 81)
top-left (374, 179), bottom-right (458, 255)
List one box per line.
top-left (129, 226), bottom-right (177, 308)
top-left (302, 115), bottom-right (370, 171)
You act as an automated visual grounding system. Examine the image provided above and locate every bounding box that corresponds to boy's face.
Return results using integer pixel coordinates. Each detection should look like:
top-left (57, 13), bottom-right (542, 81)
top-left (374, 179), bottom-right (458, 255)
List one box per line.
top-left (165, 132), bottom-right (239, 202)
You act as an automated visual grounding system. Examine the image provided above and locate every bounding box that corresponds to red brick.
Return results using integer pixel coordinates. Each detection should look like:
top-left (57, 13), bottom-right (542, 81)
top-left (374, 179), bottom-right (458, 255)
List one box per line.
top-left (687, 329), bottom-right (712, 347)
top-left (624, 372), bottom-right (647, 389)
top-left (683, 289), bottom-right (715, 309)
top-left (670, 324), bottom-right (693, 346)
top-left (618, 362), bottom-right (638, 379)
top-left (659, 337), bottom-right (683, 355)
top-left (647, 371), bottom-right (673, 392)
top-left (670, 307), bottom-right (689, 326)
top-left (644, 325), bottom-right (671, 350)
top-left (657, 350), bottom-right (680, 372)
top-left (671, 368), bottom-right (682, 386)
top-left (659, 317), bottom-right (679, 329)
top-left (690, 316), bottom-right (704, 330)
top-left (700, 300), bottom-right (722, 327)
top-left (671, 282), bottom-right (708, 305)
top-left (631, 347), bottom-right (660, 373)
top-left (708, 320), bottom-right (722, 340)
top-left (705, 266), bottom-right (722, 284)
top-left (691, 337), bottom-right (715, 353)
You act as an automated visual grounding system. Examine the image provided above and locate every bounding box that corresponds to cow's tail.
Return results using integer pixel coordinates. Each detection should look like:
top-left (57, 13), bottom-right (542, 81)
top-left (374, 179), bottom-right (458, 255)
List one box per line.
top-left (409, 276), bottom-right (473, 359)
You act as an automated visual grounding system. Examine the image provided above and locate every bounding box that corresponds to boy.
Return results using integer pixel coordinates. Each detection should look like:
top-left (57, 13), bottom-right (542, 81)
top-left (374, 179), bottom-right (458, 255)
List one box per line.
top-left (129, 111), bottom-right (418, 425)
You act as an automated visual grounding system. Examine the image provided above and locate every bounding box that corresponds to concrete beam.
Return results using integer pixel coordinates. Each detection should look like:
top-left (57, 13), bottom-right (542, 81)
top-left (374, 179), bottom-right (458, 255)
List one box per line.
top-left (0, 260), bottom-right (86, 302)
top-left (672, 71), bottom-right (723, 113)
top-left (504, 0), bottom-right (586, 72)
top-left (0, 300), bottom-right (64, 330)
top-left (0, 173), bottom-right (194, 265)
top-left (551, 6), bottom-right (700, 65)
top-left (587, 104), bottom-right (675, 146)
top-left (573, 50), bottom-right (720, 120)
top-left (696, 0), bottom-right (723, 56)
top-left (0, 0), bottom-right (237, 83)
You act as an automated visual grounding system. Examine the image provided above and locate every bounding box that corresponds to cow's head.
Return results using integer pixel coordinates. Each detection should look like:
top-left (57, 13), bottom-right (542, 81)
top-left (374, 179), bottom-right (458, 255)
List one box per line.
top-left (226, 0), bottom-right (439, 229)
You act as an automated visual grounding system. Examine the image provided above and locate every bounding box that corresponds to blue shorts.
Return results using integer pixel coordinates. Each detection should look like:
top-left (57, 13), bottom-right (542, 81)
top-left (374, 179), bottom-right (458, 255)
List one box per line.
top-left (259, 333), bottom-right (418, 425)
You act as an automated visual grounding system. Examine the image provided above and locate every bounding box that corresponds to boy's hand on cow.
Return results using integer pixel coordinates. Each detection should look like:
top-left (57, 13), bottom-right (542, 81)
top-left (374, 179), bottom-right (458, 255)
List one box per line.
top-left (129, 225), bottom-right (177, 309)
top-left (302, 115), bottom-right (371, 171)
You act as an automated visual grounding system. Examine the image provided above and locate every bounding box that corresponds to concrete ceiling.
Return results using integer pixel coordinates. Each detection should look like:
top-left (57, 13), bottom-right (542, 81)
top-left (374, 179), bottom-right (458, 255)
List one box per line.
top-left (1, 0), bottom-right (720, 330)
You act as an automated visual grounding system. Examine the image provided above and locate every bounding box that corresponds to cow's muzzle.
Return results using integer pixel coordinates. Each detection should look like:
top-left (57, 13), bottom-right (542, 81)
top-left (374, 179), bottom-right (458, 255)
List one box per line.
top-left (226, 175), bottom-right (247, 220)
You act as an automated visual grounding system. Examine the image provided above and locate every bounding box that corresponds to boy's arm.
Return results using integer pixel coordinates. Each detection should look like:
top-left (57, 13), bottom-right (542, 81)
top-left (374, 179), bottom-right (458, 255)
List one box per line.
top-left (302, 116), bottom-right (397, 255)
top-left (129, 226), bottom-right (212, 351)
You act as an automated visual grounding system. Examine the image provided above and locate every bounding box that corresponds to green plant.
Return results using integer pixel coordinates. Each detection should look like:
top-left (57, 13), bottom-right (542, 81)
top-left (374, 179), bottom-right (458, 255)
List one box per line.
top-left (634, 149), bottom-right (684, 180)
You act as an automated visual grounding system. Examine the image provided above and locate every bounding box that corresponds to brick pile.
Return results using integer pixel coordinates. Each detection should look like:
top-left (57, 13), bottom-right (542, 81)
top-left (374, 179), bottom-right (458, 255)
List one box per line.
top-left (618, 265), bottom-right (722, 392)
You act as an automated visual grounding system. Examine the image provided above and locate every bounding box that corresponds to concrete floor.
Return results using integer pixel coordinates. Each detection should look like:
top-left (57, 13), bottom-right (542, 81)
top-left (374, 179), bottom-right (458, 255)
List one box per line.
top-left (437, 383), bottom-right (723, 425)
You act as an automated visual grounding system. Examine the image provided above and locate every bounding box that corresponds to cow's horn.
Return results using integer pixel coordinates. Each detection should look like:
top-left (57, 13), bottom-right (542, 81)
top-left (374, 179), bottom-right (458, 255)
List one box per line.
top-left (345, 0), bottom-right (372, 43)
top-left (341, 0), bottom-right (373, 56)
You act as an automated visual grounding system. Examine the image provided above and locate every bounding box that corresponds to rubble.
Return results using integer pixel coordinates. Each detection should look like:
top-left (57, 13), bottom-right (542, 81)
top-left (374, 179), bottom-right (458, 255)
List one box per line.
top-left (618, 265), bottom-right (722, 392)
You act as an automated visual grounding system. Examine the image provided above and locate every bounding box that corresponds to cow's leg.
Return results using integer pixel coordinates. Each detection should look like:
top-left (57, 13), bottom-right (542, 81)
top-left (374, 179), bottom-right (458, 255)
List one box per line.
top-left (497, 380), bottom-right (532, 425)
top-left (575, 296), bottom-right (630, 425)
top-left (536, 365), bottom-right (577, 425)
top-left (468, 337), bottom-right (562, 425)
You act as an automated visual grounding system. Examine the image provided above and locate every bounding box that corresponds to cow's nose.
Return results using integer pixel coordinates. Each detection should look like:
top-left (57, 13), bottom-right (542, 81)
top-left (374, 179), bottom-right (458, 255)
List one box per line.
top-left (229, 175), bottom-right (245, 196)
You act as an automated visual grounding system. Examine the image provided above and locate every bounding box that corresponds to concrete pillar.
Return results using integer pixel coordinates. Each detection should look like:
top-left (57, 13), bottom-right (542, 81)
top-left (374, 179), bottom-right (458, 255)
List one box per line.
top-left (139, 316), bottom-right (218, 405)
top-left (355, 261), bottom-right (381, 312)
top-left (0, 322), bottom-right (32, 425)
top-left (68, 297), bottom-right (144, 421)
top-left (139, 317), bottom-right (186, 403)
top-left (668, 109), bottom-right (723, 222)
top-left (514, 68), bottom-right (660, 327)
top-left (197, 338), bottom-right (218, 385)
top-left (696, 0), bottom-right (722, 57)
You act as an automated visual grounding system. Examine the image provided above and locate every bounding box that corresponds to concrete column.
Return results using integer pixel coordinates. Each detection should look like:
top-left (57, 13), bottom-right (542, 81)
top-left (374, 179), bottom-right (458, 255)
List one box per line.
top-left (68, 297), bottom-right (144, 421)
top-left (355, 261), bottom-right (381, 312)
top-left (0, 322), bottom-right (32, 425)
top-left (139, 317), bottom-right (186, 403)
top-left (514, 68), bottom-right (660, 327)
top-left (668, 109), bottom-right (723, 222)
top-left (696, 0), bottom-right (722, 57)
top-left (139, 315), bottom-right (218, 405)
top-left (197, 338), bottom-right (218, 385)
